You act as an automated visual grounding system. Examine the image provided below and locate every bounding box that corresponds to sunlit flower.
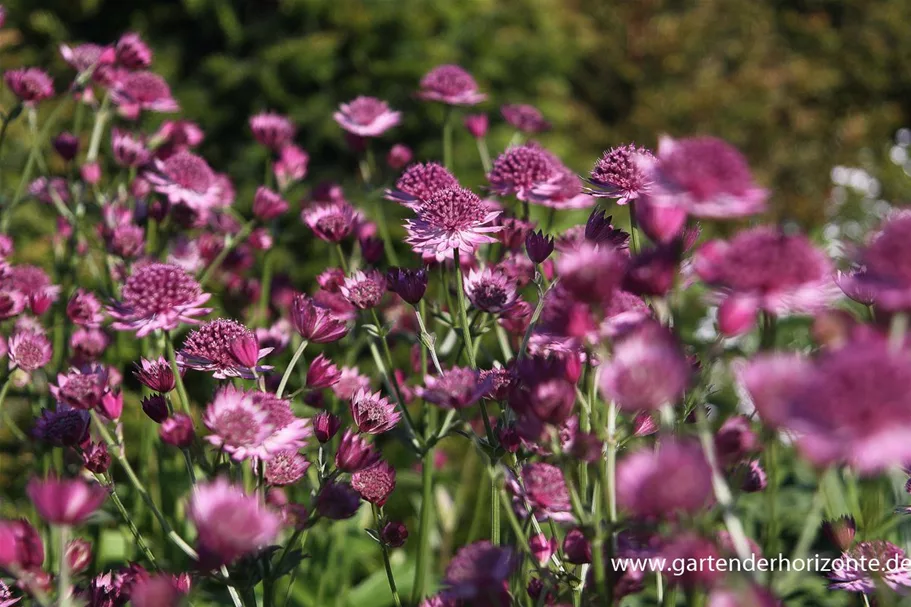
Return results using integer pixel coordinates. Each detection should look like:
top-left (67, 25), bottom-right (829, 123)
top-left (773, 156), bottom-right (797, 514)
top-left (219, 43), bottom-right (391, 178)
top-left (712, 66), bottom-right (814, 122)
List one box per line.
top-left (177, 318), bottom-right (272, 379)
top-left (417, 366), bottom-right (490, 410)
top-left (351, 460), bottom-right (396, 506)
top-left (487, 144), bottom-right (559, 201)
top-left (839, 214), bottom-right (911, 311)
top-left (405, 186), bottom-right (501, 261)
top-left (501, 104), bottom-right (550, 133)
top-left (350, 388), bottom-right (401, 434)
top-left (108, 263), bottom-right (211, 337)
top-left (27, 476), bottom-right (106, 526)
top-left (111, 71), bottom-right (179, 119)
top-left (334, 96), bottom-right (401, 137)
top-left (4, 68), bottom-right (54, 104)
top-left (587, 144), bottom-right (654, 203)
top-left (8, 330), bottom-right (52, 371)
top-left (340, 270), bottom-right (386, 310)
top-left (385, 162), bottom-right (459, 210)
top-left (464, 267), bottom-right (518, 313)
top-left (303, 200), bottom-right (359, 243)
top-left (146, 150), bottom-right (222, 212)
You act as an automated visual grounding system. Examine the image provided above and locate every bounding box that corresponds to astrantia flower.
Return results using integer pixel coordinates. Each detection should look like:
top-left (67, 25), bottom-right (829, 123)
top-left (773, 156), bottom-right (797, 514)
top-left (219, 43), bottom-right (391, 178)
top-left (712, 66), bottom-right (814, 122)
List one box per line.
top-left (146, 150), bottom-right (221, 212)
top-left (417, 366), bottom-right (490, 410)
top-left (316, 481), bottom-right (361, 520)
top-left (303, 200), bottom-right (358, 243)
top-left (27, 177), bottom-right (70, 206)
top-left (828, 541), bottom-right (911, 594)
top-left (531, 165), bottom-right (595, 209)
top-left (417, 64), bottom-right (486, 106)
top-left (115, 32), bottom-right (153, 70)
top-left (405, 186), bottom-right (501, 261)
top-left (134, 357), bottom-right (176, 393)
top-left (306, 353), bottom-right (341, 389)
top-left (0, 290), bottom-right (25, 321)
top-left (350, 388), bottom-right (401, 434)
top-left (177, 318), bottom-right (272, 379)
top-left (556, 241), bottom-right (626, 305)
top-left (599, 320), bottom-right (690, 411)
top-left (587, 144), bottom-right (654, 203)
top-left (334, 96), bottom-right (401, 137)
top-left (27, 476), bottom-right (107, 526)
top-left (386, 267), bottom-right (429, 305)
top-left (51, 365), bottom-right (109, 411)
top-left (111, 128), bottom-right (151, 167)
top-left (351, 460), bottom-right (396, 506)
top-left (4, 68), bottom-right (54, 104)
top-left (639, 135), bottom-right (767, 219)
top-left (108, 263), bottom-right (211, 337)
top-left (66, 289), bottom-right (105, 327)
top-left (385, 162), bottom-right (460, 210)
top-left (335, 430), bottom-right (380, 472)
top-left (8, 330), bottom-right (52, 371)
top-left (203, 386), bottom-right (310, 461)
top-left (33, 405), bottom-right (89, 447)
top-left (290, 295), bottom-right (349, 343)
top-left (265, 450), bottom-right (310, 486)
top-left (695, 227), bottom-right (838, 332)
top-left (250, 112), bottom-right (296, 151)
top-left (110, 71), bottom-right (179, 119)
top-left (189, 479), bottom-right (281, 566)
top-left (441, 541), bottom-right (515, 604)
top-left (501, 104), bottom-right (550, 133)
top-left (60, 43), bottom-right (115, 74)
top-left (617, 440), bottom-right (712, 520)
top-left (340, 270), bottom-right (386, 310)
top-left (274, 144), bottom-right (309, 189)
top-left (487, 144), bottom-right (559, 201)
top-left (464, 267), bottom-right (518, 314)
top-left (511, 463), bottom-right (574, 523)
top-left (839, 215), bottom-right (911, 310)
top-left (252, 187), bottom-right (288, 221)
top-left (333, 366), bottom-right (372, 400)
top-left (3, 264), bottom-right (61, 312)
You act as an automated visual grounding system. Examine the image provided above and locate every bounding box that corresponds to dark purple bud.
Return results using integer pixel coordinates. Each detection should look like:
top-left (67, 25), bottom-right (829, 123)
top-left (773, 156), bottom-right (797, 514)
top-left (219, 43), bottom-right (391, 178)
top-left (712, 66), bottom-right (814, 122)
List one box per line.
top-left (306, 353), bottom-right (341, 390)
top-left (496, 423), bottom-right (521, 454)
top-left (53, 132), bottom-right (80, 162)
top-left (82, 441), bottom-right (111, 473)
top-left (316, 481), bottom-right (361, 520)
top-left (822, 516), bottom-right (856, 551)
top-left (739, 460), bottom-right (767, 493)
top-left (141, 395), bottom-right (169, 423)
top-left (584, 208), bottom-right (630, 248)
top-left (386, 267), bottom-right (428, 305)
top-left (335, 429), bottom-right (380, 472)
top-left (135, 358), bottom-right (176, 393)
top-left (714, 416), bottom-right (758, 465)
top-left (314, 411), bottom-right (341, 443)
top-left (563, 528), bottom-right (592, 564)
top-left (160, 413), bottom-right (195, 448)
top-left (290, 295), bottom-right (349, 343)
top-left (380, 521), bottom-right (408, 547)
top-left (65, 538), bottom-right (93, 574)
top-left (359, 235), bottom-right (384, 265)
top-left (525, 230), bottom-right (555, 264)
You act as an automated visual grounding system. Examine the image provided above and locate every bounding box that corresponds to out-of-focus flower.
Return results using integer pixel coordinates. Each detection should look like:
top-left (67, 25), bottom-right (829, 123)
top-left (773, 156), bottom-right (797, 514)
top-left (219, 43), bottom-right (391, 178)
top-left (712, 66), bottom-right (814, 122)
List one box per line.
top-left (65, 538), bottom-right (93, 574)
top-left (334, 96), bottom-right (401, 137)
top-left (386, 144), bottom-right (413, 170)
top-left (53, 132), bottom-right (80, 162)
top-left (405, 186), bottom-right (501, 262)
top-left (130, 574), bottom-right (183, 607)
top-left (417, 65), bottom-right (486, 106)
top-left (463, 114), bottom-right (488, 138)
top-left (332, 366), bottom-right (371, 400)
top-left (563, 528), bottom-right (592, 564)
top-left (4, 68), bottom-right (54, 104)
top-left (33, 405), bottom-right (89, 447)
top-left (67, 289), bottom-right (105, 328)
top-left (822, 516), bottom-right (856, 551)
top-left (528, 534), bottom-right (556, 566)
top-left (189, 479), bottom-right (281, 566)
top-left (385, 162), bottom-right (460, 210)
top-left (59, 43), bottom-right (115, 75)
top-left (501, 104), bottom-right (550, 133)
top-left (141, 395), bottom-right (169, 423)
top-left (556, 242), bottom-right (626, 305)
top-left (303, 200), bottom-right (358, 243)
top-left (381, 521), bottom-right (408, 547)
top-left (0, 519), bottom-right (45, 571)
top-left (306, 353), bottom-right (341, 390)
top-left (707, 584), bottom-right (781, 607)
top-left (417, 366), bottom-right (490, 410)
top-left (525, 230), bottom-right (554, 264)
top-left (464, 267), bottom-right (518, 314)
top-left (112, 128), bottom-right (151, 167)
top-left (290, 294), bottom-right (349, 343)
top-left (352, 460), bottom-right (396, 506)
top-left (159, 413), bottom-right (195, 447)
top-left (828, 541), bottom-right (911, 594)
top-left (336, 430), bottom-right (380, 472)
top-left (314, 411), bottom-right (342, 443)
top-left (386, 267), bottom-right (429, 305)
top-left (587, 144), bottom-right (654, 204)
top-left (8, 330), bottom-right (52, 371)
top-left (274, 144), bottom-right (309, 189)
top-left (115, 32), bottom-right (153, 70)
top-left (27, 476), bottom-right (107, 526)
top-left (508, 355), bottom-right (577, 425)
top-left (265, 450), bottom-right (310, 486)
top-left (340, 270), bottom-right (386, 310)
top-left (250, 112), bottom-right (295, 151)
top-left (252, 187), bottom-right (288, 221)
top-left (316, 482), bottom-right (361, 520)
top-left (146, 150), bottom-right (222, 213)
top-left (108, 263), bottom-right (211, 337)
top-left (635, 197), bottom-right (687, 244)
top-left (441, 541), bottom-right (515, 604)
top-left (177, 318), bottom-right (271, 379)
top-left (0, 290), bottom-right (25, 321)
top-left (510, 463), bottom-right (574, 523)
top-left (714, 416), bottom-right (758, 465)
top-left (487, 144), bottom-right (559, 202)
top-left (839, 215), bottom-right (911, 311)
top-left (111, 71), bottom-right (179, 119)
top-left (3, 264), bottom-right (61, 313)
top-left (616, 440), bottom-right (712, 520)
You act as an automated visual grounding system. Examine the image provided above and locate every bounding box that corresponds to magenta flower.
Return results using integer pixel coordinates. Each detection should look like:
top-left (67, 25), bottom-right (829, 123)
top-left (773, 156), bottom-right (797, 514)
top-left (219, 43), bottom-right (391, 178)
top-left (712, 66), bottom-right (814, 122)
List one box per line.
top-left (66, 289), bottom-right (105, 328)
top-left (487, 143), bottom-right (559, 202)
top-left (332, 366), bottom-right (372, 400)
top-left (556, 241), bottom-right (626, 305)
top-left (587, 144), bottom-right (654, 204)
top-left (464, 113), bottom-right (489, 139)
top-left (306, 353), bottom-right (342, 389)
top-left (189, 478), bottom-right (281, 565)
top-left (336, 429), bottom-right (381, 472)
top-left (828, 541), bottom-right (911, 594)
top-left (417, 366), bottom-right (490, 410)
top-left (441, 541), bottom-right (515, 604)
top-left (3, 264), bottom-right (61, 312)
top-left (177, 318), bottom-right (272, 379)
top-left (638, 135), bottom-right (767, 219)
top-left (386, 267), bottom-right (429, 305)
top-left (27, 476), bottom-right (107, 526)
top-left (160, 413), bottom-right (195, 447)
top-left (252, 187), bottom-right (289, 221)
top-left (111, 128), bottom-right (151, 167)
top-left (511, 463), bottom-right (574, 523)
top-left (599, 320), bottom-right (690, 411)
top-left (290, 294), bottom-right (350, 343)
top-left (529, 164), bottom-right (595, 210)
top-left (50, 364), bottom-right (109, 411)
top-left (59, 43), bottom-right (115, 74)
top-left (351, 460), bottom-right (396, 506)
top-left (334, 96), bottom-right (401, 137)
top-left (8, 330), bottom-right (52, 371)
top-left (417, 64), bottom-right (486, 106)
top-left (4, 68), bottom-right (54, 104)
top-left (302, 200), bottom-right (359, 243)
top-left (250, 112), bottom-right (296, 151)
top-left (134, 357), bottom-right (176, 393)
top-left (264, 450), bottom-right (311, 486)
top-left (114, 32), bottom-right (153, 70)
top-left (316, 481), bottom-right (361, 520)
top-left (274, 143), bottom-right (309, 189)
top-left (0, 290), bottom-right (24, 321)
top-left (839, 214), bottom-right (911, 311)
top-left (203, 385), bottom-right (311, 461)
top-left (385, 162), bottom-right (460, 210)
top-left (146, 150), bottom-right (222, 212)
top-left (404, 186), bottom-right (501, 261)
top-left (350, 388), bottom-right (401, 434)
top-left (617, 440), bottom-right (713, 520)
top-left (387, 143), bottom-right (413, 169)
top-left (695, 227), bottom-right (839, 332)
top-left (340, 270), bottom-right (386, 310)
top-left (501, 103), bottom-right (550, 133)
top-left (108, 263), bottom-right (211, 337)
top-left (110, 71), bottom-right (179, 119)
top-left (464, 267), bottom-right (518, 314)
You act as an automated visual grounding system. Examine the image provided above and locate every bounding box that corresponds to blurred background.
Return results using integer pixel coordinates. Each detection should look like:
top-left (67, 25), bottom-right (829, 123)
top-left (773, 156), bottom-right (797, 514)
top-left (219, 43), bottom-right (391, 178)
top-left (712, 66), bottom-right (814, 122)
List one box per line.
top-left (4, 0), bottom-right (911, 228)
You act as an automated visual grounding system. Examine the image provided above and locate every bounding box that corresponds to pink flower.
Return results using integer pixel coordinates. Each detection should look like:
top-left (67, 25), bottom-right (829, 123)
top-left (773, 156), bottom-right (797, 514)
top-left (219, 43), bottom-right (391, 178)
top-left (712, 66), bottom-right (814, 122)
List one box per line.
top-left (4, 68), bottom-right (54, 104)
top-left (8, 330), bottom-right (52, 371)
top-left (335, 429), bottom-right (380, 472)
top-left (556, 241), bottom-right (626, 305)
top-left (386, 144), bottom-right (413, 169)
top-left (638, 135), bottom-right (767, 219)
top-left (252, 187), bottom-right (288, 221)
top-left (203, 385), bottom-right (311, 461)
top-left (350, 388), bottom-right (400, 434)
top-left (464, 266), bottom-right (518, 313)
top-left (708, 584), bottom-right (780, 607)
top-left (511, 463), bottom-right (574, 523)
top-left (250, 112), bottom-right (296, 151)
top-left (332, 366), bottom-right (372, 400)
top-left (274, 144), bottom-right (309, 189)
top-left (264, 450), bottom-right (310, 486)
top-left (189, 479), bottom-right (281, 565)
top-left (417, 65), bottom-right (486, 106)
top-left (66, 289), bottom-right (105, 327)
top-left (177, 318), bottom-right (272, 379)
top-left (334, 96), bottom-right (401, 137)
top-left (27, 476), bottom-right (107, 526)
top-left (839, 214), bottom-right (911, 311)
top-left (351, 460), bottom-right (396, 506)
top-left (146, 151), bottom-right (222, 213)
top-left (60, 43), bottom-right (115, 74)
top-left (441, 541), bottom-right (515, 604)
top-left (340, 270), bottom-right (386, 310)
top-left (487, 143), bottom-right (559, 202)
top-left (289, 294), bottom-right (349, 343)
top-left (114, 32), bottom-right (153, 70)
top-left (302, 200), bottom-right (359, 242)
top-left (108, 263), bottom-right (211, 337)
top-left (529, 164), bottom-right (595, 210)
top-left (587, 144), bottom-right (654, 204)
top-left (463, 113), bottom-right (488, 138)
top-left (828, 541), bottom-right (911, 594)
top-left (404, 186), bottom-right (501, 262)
top-left (50, 364), bottom-right (109, 411)
top-left (501, 104), bottom-right (550, 133)
top-left (2, 264), bottom-right (61, 312)
top-left (110, 71), bottom-right (179, 119)
top-left (417, 367), bottom-right (490, 410)
top-left (134, 357), bottom-right (176, 393)
top-left (385, 162), bottom-right (459, 210)
top-left (111, 128), bottom-right (151, 167)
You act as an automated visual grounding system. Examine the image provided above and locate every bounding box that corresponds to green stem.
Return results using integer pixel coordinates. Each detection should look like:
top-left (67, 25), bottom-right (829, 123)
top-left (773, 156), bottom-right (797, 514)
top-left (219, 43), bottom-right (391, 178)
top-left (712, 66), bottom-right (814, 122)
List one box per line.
top-left (412, 448), bottom-right (435, 603)
top-left (0, 378), bottom-right (26, 441)
top-left (628, 200), bottom-right (640, 254)
top-left (516, 276), bottom-right (551, 360)
top-left (256, 249), bottom-right (275, 327)
top-left (58, 526), bottom-right (71, 607)
top-left (476, 137), bottom-right (492, 173)
top-left (442, 108), bottom-right (454, 170)
top-left (414, 308), bottom-right (444, 375)
top-left (367, 339), bottom-right (422, 451)
top-left (99, 475), bottom-right (158, 568)
top-left (276, 340), bottom-right (308, 399)
top-left (373, 198), bottom-right (400, 266)
top-left (335, 243), bottom-right (350, 274)
top-left (374, 505), bottom-right (403, 607)
top-left (198, 220), bottom-right (256, 287)
top-left (85, 93), bottom-right (111, 164)
top-left (165, 332), bottom-right (191, 414)
top-left (490, 472), bottom-right (500, 544)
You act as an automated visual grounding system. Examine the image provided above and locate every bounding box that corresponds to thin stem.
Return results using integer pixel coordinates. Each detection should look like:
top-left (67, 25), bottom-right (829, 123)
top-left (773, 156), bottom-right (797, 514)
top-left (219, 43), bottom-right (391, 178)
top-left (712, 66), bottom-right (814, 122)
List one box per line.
top-left (58, 526), bottom-right (72, 607)
top-left (374, 505), bottom-right (403, 607)
top-left (85, 93), bottom-right (111, 164)
top-left (256, 249), bottom-right (275, 327)
top-left (627, 200), bottom-right (640, 254)
top-left (373, 199), bottom-right (401, 266)
top-left (442, 108), bottom-right (454, 170)
top-left (98, 475), bottom-right (158, 568)
top-left (452, 250), bottom-right (476, 370)
top-left (0, 377), bottom-right (26, 441)
top-left (165, 332), bottom-right (191, 414)
top-left (199, 220), bottom-right (257, 287)
top-left (414, 308), bottom-right (444, 375)
top-left (476, 137), bottom-right (492, 173)
top-left (490, 472), bottom-right (500, 544)
top-left (606, 401), bottom-right (618, 523)
top-left (335, 243), bottom-right (350, 274)
top-left (367, 339), bottom-right (422, 451)
top-left (412, 448), bottom-right (434, 603)
top-left (516, 276), bottom-right (552, 360)
top-left (276, 340), bottom-right (308, 399)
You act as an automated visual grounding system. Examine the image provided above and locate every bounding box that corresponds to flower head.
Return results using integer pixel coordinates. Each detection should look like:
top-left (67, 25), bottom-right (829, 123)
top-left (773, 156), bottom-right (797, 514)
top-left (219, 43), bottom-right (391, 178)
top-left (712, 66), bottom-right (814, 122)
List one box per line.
top-left (418, 65), bottom-right (485, 106)
top-left (178, 318), bottom-right (271, 379)
top-left (66, 289), bottom-right (105, 328)
top-left (160, 413), bottom-right (195, 447)
top-left (464, 267), bottom-right (518, 314)
top-left (306, 353), bottom-right (341, 389)
top-left (417, 366), bottom-right (490, 410)
top-left (189, 478), bottom-right (281, 566)
top-left (265, 450), bottom-right (311, 486)
top-left (587, 144), bottom-right (654, 203)
top-left (501, 104), bottom-right (550, 133)
top-left (4, 68), bottom-right (54, 104)
top-left (828, 540), bottom-right (911, 594)
top-left (27, 476), bottom-right (107, 526)
top-left (274, 144), bottom-right (309, 189)
top-left (463, 114), bottom-right (489, 138)
top-left (33, 405), bottom-right (89, 447)
top-left (487, 144), bottom-right (559, 201)
top-left (250, 112), bottom-right (295, 150)
top-left (556, 241), bottom-right (626, 305)
top-left (316, 481), bottom-right (361, 520)
top-left (108, 263), bottom-right (211, 337)
top-left (114, 32), bottom-right (152, 69)
top-left (60, 43), bottom-right (115, 74)
top-left (839, 215), bottom-right (911, 310)
top-left (111, 71), bottom-right (179, 119)
top-left (340, 270), bottom-right (386, 310)
top-left (253, 187), bottom-right (288, 221)
top-left (8, 330), bottom-right (52, 371)
top-left (441, 541), bottom-right (516, 604)
top-left (303, 200), bottom-right (358, 242)
top-left (290, 295), bottom-right (349, 343)
top-left (386, 267), bottom-right (429, 305)
top-left (334, 96), bottom-right (401, 137)
top-left (146, 151), bottom-right (222, 212)
top-left (111, 128), bottom-right (151, 167)
top-left (336, 429), bottom-right (380, 472)
top-left (617, 440), bottom-right (712, 520)
top-left (2, 264), bottom-right (61, 313)
top-left (405, 186), bottom-right (501, 261)
top-left (385, 162), bottom-right (459, 209)
top-left (350, 388), bottom-right (401, 434)
top-left (134, 357), bottom-right (176, 393)
top-left (351, 460), bottom-right (396, 506)
top-left (51, 364), bottom-right (109, 411)
top-left (512, 463), bottom-right (574, 523)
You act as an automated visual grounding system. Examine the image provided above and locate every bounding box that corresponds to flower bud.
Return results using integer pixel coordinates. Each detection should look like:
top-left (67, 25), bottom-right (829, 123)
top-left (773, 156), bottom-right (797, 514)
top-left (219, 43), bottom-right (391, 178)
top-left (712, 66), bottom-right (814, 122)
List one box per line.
top-left (381, 521), bottom-right (408, 548)
top-left (717, 294), bottom-right (759, 337)
top-left (529, 533), bottom-right (556, 566)
top-left (306, 354), bottom-right (341, 390)
top-left (335, 430), bottom-right (379, 472)
top-left (822, 516), bottom-right (856, 551)
top-left (386, 144), bottom-right (413, 170)
top-left (65, 538), bottom-right (93, 574)
top-left (141, 395), bottom-right (169, 423)
top-left (252, 186), bottom-right (288, 221)
top-left (160, 413), bottom-right (195, 448)
top-left (82, 442), bottom-right (111, 474)
top-left (99, 390), bottom-right (123, 420)
top-left (229, 334), bottom-right (261, 368)
top-left (563, 528), bottom-right (592, 564)
top-left (314, 411), bottom-right (341, 443)
top-left (463, 114), bottom-right (488, 139)
top-left (81, 162), bottom-right (101, 185)
top-left (525, 230), bottom-right (554, 264)
top-left (53, 132), bottom-right (80, 162)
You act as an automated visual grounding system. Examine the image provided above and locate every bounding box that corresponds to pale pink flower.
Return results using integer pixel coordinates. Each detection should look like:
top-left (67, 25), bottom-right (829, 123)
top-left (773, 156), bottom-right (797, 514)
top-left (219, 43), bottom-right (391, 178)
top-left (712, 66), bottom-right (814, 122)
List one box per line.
top-left (110, 71), bottom-right (179, 119)
top-left (334, 96), bottom-right (401, 137)
top-left (463, 267), bottom-right (518, 313)
top-left (417, 65), bottom-right (485, 106)
top-left (146, 151), bottom-right (222, 212)
top-left (405, 186), bottom-right (501, 261)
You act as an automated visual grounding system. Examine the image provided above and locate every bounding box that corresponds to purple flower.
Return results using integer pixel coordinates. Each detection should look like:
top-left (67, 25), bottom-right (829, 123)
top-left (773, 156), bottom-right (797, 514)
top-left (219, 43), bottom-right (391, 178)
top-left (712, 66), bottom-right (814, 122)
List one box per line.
top-left (4, 68), bottom-right (54, 104)
top-left (203, 386), bottom-right (311, 461)
top-left (111, 71), bottom-right (179, 119)
top-left (385, 162), bottom-right (460, 210)
top-left (146, 151), bottom-right (222, 213)
top-left (66, 289), bottom-right (105, 328)
top-left (33, 405), bottom-right (89, 447)
top-left (265, 450), bottom-right (310, 486)
top-left (115, 32), bottom-right (153, 69)
top-left (52, 132), bottom-right (80, 161)
top-left (275, 144), bottom-right (309, 189)
top-left (617, 440), bottom-right (712, 520)
top-left (59, 43), bottom-right (114, 74)
top-left (134, 357), bottom-right (176, 393)
top-left (141, 395), bottom-right (169, 423)
top-left (381, 521), bottom-right (408, 547)
top-left (386, 267), bottom-right (429, 305)
top-left (828, 541), bottom-right (911, 594)
top-left (314, 411), bottom-right (342, 443)
top-left (387, 144), bottom-right (413, 170)
top-left (487, 143), bottom-right (559, 202)
top-left (441, 541), bottom-right (515, 605)
top-left (250, 112), bottom-right (296, 151)
top-left (0, 290), bottom-right (25, 321)
top-left (563, 528), bottom-right (592, 564)
top-left (511, 463), bottom-right (574, 523)
top-left (340, 270), bottom-right (386, 310)
top-left (839, 214), bottom-right (911, 311)
top-left (417, 65), bottom-right (486, 106)
top-left (290, 295), bottom-right (349, 343)
top-left (306, 353), bottom-right (341, 389)
top-left (189, 478), bottom-right (281, 566)
top-left (160, 413), bottom-right (195, 447)
top-left (417, 366), bottom-right (490, 410)
top-left (525, 230), bottom-right (554, 264)
top-left (501, 104), bottom-right (550, 133)
top-left (108, 263), bottom-right (211, 337)
top-left (253, 187), bottom-right (289, 221)
top-left (27, 476), bottom-right (107, 526)
top-left (316, 481), bottom-right (361, 520)
top-left (2, 264), bottom-right (61, 312)
top-left (8, 330), bottom-right (52, 371)
top-left (178, 318), bottom-right (272, 379)
top-left (464, 267), bottom-right (518, 314)
top-left (50, 364), bottom-right (109, 411)
top-left (336, 429), bottom-right (380, 472)
top-left (351, 460), bottom-right (396, 506)
top-left (111, 128), bottom-right (151, 167)
top-left (556, 242), bottom-right (626, 305)
top-left (822, 516), bottom-right (856, 551)
top-left (334, 96), bottom-right (401, 137)
top-left (302, 200), bottom-right (359, 243)
top-left (638, 135), bottom-right (767, 219)
top-left (350, 388), bottom-right (401, 434)
top-left (405, 186), bottom-right (501, 262)
top-left (463, 114), bottom-right (489, 138)
top-left (587, 144), bottom-right (654, 203)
